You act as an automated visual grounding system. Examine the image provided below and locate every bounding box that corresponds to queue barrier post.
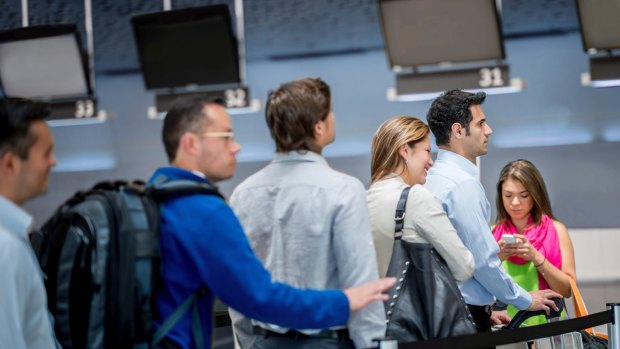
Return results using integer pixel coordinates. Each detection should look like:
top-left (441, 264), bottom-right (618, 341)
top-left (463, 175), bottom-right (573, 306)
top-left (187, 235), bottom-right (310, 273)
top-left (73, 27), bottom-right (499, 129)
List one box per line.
top-left (609, 303), bottom-right (620, 349)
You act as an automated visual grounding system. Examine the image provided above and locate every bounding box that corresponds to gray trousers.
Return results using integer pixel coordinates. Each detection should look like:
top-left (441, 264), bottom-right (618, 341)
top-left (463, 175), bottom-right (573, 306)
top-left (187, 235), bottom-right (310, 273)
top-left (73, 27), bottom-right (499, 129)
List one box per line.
top-left (252, 336), bottom-right (355, 349)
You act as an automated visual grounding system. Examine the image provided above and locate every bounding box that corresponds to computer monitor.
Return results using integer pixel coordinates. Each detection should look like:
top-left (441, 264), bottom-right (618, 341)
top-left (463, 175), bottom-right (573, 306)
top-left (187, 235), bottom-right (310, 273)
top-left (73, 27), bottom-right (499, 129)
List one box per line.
top-left (576, 0), bottom-right (620, 51)
top-left (379, 0), bottom-right (505, 68)
top-left (132, 4), bottom-right (241, 90)
top-left (0, 24), bottom-right (92, 99)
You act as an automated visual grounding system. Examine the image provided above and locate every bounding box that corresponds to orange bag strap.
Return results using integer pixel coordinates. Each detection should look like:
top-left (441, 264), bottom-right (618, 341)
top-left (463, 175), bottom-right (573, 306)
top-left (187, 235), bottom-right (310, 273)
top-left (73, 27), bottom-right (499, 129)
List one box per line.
top-left (569, 277), bottom-right (589, 319)
top-left (569, 277), bottom-right (608, 339)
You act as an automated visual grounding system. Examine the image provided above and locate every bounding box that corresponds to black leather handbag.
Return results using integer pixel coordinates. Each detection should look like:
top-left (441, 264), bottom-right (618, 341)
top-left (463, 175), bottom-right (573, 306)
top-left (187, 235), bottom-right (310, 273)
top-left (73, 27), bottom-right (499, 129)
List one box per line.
top-left (384, 187), bottom-right (477, 342)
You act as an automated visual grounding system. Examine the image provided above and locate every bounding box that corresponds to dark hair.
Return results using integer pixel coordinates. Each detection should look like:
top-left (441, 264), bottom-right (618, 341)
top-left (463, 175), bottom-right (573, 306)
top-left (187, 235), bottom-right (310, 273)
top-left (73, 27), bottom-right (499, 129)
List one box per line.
top-left (495, 159), bottom-right (555, 226)
top-left (265, 77), bottom-right (331, 153)
top-left (426, 89), bottom-right (486, 146)
top-left (162, 96), bottom-right (224, 162)
top-left (0, 98), bottom-right (50, 159)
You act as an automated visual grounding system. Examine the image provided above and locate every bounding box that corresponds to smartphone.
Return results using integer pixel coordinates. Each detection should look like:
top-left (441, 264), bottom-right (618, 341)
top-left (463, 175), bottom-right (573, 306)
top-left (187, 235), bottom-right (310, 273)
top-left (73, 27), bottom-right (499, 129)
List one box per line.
top-left (502, 234), bottom-right (517, 244)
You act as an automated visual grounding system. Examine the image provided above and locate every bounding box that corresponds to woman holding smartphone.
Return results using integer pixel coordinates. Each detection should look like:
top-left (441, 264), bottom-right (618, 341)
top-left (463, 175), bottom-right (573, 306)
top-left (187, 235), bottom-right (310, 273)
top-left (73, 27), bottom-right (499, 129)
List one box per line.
top-left (492, 159), bottom-right (576, 325)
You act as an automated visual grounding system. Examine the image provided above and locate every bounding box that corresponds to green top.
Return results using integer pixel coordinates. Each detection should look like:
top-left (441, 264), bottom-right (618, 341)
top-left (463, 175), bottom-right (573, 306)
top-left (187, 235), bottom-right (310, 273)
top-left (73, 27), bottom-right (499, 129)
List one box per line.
top-left (503, 261), bottom-right (566, 326)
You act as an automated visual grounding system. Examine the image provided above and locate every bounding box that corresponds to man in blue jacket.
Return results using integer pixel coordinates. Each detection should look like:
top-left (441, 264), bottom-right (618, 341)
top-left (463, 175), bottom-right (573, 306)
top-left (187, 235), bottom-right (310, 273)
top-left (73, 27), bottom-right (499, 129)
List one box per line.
top-left (149, 96), bottom-right (396, 349)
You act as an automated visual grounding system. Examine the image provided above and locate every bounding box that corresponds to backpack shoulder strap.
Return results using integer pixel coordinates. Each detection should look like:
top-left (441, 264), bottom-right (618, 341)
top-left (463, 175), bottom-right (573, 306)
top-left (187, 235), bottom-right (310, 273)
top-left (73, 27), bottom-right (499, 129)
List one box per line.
top-left (151, 288), bottom-right (208, 349)
top-left (148, 174), bottom-right (224, 201)
top-left (147, 173), bottom-right (216, 347)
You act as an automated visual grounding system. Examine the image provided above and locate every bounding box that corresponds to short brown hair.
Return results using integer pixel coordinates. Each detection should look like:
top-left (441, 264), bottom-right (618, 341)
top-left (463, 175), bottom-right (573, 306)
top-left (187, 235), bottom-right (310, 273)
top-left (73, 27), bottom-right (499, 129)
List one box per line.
top-left (370, 116), bottom-right (430, 183)
top-left (265, 77), bottom-right (331, 153)
top-left (495, 159), bottom-right (554, 226)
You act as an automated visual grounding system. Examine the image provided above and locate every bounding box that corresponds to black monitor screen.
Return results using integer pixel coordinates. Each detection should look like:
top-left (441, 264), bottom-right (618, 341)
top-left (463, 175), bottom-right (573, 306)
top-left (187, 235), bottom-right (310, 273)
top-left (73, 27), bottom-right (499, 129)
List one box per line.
top-left (379, 0), bottom-right (505, 67)
top-left (132, 5), bottom-right (240, 90)
top-left (577, 0), bottom-right (620, 51)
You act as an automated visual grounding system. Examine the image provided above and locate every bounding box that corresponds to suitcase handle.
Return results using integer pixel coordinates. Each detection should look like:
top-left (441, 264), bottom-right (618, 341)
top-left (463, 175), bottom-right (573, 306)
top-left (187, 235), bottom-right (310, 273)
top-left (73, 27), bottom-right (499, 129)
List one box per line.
top-left (506, 297), bottom-right (565, 329)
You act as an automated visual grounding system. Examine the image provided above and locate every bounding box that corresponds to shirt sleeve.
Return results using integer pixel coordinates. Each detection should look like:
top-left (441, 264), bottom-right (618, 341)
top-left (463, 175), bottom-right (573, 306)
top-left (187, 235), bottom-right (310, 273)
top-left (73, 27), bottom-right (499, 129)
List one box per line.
top-left (331, 179), bottom-right (387, 348)
top-left (407, 186), bottom-right (475, 282)
top-left (192, 201), bottom-right (351, 329)
top-left (0, 238), bottom-right (56, 349)
top-left (0, 242), bottom-right (28, 349)
top-left (446, 180), bottom-right (532, 310)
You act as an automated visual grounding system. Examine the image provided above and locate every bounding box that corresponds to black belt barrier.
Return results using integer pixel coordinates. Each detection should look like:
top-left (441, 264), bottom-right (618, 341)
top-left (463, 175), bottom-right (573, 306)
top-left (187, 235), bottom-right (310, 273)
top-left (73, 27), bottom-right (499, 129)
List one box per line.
top-left (399, 310), bottom-right (613, 349)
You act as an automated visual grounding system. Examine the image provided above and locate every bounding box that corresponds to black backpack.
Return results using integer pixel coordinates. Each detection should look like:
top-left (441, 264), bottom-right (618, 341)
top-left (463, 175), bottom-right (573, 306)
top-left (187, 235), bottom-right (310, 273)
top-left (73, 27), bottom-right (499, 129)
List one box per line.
top-left (30, 176), bottom-right (222, 349)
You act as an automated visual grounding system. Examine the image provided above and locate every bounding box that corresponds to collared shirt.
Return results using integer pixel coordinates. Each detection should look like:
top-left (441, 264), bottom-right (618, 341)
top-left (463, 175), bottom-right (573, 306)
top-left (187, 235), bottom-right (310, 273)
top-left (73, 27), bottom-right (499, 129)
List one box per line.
top-left (190, 170), bottom-right (206, 179)
top-left (0, 196), bottom-right (57, 349)
top-left (367, 174), bottom-right (474, 281)
top-left (229, 151), bottom-right (386, 349)
top-left (424, 150), bottom-right (532, 310)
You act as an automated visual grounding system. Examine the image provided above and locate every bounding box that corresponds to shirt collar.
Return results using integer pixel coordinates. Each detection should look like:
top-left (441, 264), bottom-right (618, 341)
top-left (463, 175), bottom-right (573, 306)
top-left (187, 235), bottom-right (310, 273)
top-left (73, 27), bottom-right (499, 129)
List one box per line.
top-left (437, 149), bottom-right (479, 178)
top-left (373, 173), bottom-right (405, 186)
top-left (369, 174), bottom-right (411, 194)
top-left (271, 150), bottom-right (328, 166)
top-left (150, 166), bottom-right (214, 186)
top-left (191, 170), bottom-right (206, 179)
top-left (0, 195), bottom-right (33, 240)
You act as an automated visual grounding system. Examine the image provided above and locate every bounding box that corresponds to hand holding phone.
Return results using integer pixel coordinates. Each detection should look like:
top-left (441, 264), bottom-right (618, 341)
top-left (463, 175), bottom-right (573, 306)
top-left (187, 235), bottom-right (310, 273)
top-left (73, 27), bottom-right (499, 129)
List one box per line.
top-left (502, 234), bottom-right (517, 244)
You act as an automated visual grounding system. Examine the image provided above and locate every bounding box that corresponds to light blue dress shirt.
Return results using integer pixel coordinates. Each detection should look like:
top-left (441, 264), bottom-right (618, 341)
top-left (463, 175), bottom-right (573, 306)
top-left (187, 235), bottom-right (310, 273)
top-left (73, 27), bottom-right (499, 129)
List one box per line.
top-left (0, 195), bottom-right (57, 349)
top-left (229, 151), bottom-right (386, 349)
top-left (425, 150), bottom-right (532, 310)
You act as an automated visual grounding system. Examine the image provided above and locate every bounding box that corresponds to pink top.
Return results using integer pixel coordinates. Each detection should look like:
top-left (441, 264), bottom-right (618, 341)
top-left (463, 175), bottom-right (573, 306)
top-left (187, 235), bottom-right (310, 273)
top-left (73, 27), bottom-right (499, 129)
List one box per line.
top-left (492, 215), bottom-right (562, 290)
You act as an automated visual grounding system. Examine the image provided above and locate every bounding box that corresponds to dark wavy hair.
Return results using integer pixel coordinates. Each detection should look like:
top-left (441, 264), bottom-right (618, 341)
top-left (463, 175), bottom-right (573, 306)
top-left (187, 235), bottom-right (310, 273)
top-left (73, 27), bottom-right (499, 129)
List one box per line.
top-left (426, 89), bottom-right (486, 146)
top-left (0, 98), bottom-right (50, 159)
top-left (265, 77), bottom-right (331, 153)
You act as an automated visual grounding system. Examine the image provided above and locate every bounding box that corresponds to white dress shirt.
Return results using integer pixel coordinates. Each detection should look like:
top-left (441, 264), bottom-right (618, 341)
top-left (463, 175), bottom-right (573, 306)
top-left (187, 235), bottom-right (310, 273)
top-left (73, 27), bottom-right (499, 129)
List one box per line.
top-left (367, 173), bottom-right (474, 281)
top-left (0, 195), bottom-right (57, 349)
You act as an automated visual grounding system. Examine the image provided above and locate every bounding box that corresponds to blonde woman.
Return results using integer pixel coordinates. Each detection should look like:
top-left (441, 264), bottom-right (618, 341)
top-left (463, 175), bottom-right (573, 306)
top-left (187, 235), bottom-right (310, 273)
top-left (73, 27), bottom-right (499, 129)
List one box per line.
top-left (367, 116), bottom-right (474, 282)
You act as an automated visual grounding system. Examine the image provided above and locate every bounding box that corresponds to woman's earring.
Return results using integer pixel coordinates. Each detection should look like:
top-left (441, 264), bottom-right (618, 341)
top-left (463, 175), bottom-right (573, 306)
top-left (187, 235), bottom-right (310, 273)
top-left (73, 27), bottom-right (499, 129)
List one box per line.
top-left (405, 158), bottom-right (409, 164)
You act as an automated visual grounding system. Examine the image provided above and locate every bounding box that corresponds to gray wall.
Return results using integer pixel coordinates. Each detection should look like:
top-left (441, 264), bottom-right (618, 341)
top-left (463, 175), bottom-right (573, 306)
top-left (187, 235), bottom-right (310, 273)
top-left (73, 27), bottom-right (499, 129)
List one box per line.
top-left (24, 32), bottom-right (620, 230)
top-left (20, 22), bottom-right (619, 341)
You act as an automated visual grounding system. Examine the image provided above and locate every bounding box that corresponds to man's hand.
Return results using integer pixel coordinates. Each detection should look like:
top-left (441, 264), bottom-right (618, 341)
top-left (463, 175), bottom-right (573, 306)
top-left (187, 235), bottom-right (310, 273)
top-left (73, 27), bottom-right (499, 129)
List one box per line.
top-left (344, 277), bottom-right (397, 312)
top-left (490, 310), bottom-right (511, 325)
top-left (527, 289), bottom-right (562, 314)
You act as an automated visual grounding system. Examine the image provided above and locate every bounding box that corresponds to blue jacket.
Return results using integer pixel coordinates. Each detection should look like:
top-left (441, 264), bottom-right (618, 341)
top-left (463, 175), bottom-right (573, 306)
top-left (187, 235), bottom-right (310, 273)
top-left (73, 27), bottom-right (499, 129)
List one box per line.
top-left (149, 167), bottom-right (349, 349)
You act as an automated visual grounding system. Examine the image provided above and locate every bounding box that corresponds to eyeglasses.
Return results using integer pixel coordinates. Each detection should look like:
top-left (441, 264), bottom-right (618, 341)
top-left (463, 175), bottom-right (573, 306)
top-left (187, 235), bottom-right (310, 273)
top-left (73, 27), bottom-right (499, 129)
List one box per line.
top-left (199, 131), bottom-right (235, 143)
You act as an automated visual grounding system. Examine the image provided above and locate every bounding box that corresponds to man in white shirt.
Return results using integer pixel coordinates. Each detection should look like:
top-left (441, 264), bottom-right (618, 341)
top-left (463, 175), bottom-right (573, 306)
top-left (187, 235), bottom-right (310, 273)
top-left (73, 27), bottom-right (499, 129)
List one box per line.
top-left (0, 98), bottom-right (58, 349)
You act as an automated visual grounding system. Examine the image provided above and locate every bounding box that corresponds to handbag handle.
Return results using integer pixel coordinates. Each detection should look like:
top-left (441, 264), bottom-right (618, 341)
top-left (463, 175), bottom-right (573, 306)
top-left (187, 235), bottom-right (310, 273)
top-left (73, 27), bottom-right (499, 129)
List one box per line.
top-left (394, 187), bottom-right (411, 240)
